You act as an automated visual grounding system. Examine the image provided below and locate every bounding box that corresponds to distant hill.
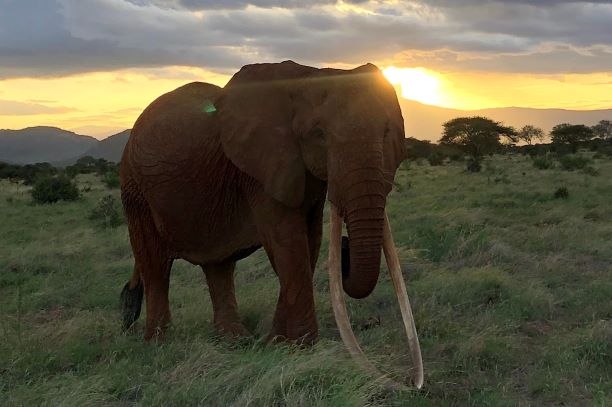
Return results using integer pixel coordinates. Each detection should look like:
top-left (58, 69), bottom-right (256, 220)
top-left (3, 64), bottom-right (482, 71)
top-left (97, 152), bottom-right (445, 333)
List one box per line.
top-left (0, 126), bottom-right (97, 164)
top-left (80, 129), bottom-right (130, 162)
top-left (4, 100), bottom-right (612, 165)
top-left (400, 100), bottom-right (612, 141)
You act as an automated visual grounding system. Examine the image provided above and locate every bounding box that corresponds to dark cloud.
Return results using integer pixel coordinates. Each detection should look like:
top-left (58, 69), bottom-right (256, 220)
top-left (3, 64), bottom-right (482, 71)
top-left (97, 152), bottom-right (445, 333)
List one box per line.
top-left (0, 0), bottom-right (610, 79)
top-left (429, 1), bottom-right (612, 47)
top-left (174, 0), bottom-right (368, 10)
top-left (394, 45), bottom-right (612, 74)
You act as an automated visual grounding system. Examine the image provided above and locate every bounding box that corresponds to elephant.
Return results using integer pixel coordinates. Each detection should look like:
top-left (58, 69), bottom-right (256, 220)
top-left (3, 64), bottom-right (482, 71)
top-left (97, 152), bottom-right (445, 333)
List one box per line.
top-left (119, 60), bottom-right (423, 388)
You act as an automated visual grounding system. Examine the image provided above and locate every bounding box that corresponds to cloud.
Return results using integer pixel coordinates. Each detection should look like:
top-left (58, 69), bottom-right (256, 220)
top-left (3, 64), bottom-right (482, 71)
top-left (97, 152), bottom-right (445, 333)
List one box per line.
top-left (0, 99), bottom-right (76, 115)
top-left (0, 0), bottom-right (610, 79)
top-left (394, 44), bottom-right (612, 74)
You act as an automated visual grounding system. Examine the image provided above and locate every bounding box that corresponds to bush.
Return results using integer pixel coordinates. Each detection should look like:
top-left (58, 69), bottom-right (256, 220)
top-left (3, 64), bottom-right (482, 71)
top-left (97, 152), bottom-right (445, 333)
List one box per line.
top-left (103, 171), bottom-right (120, 189)
top-left (467, 157), bottom-right (482, 172)
top-left (596, 145), bottom-right (612, 157)
top-left (66, 156), bottom-right (113, 177)
top-left (532, 155), bottom-right (554, 170)
top-left (550, 143), bottom-right (574, 157)
top-left (89, 195), bottom-right (124, 228)
top-left (448, 152), bottom-right (464, 161)
top-left (1, 162), bottom-right (58, 185)
top-left (427, 152), bottom-right (445, 166)
top-left (558, 154), bottom-right (591, 171)
top-left (582, 166), bottom-right (599, 176)
top-left (31, 175), bottom-right (79, 204)
top-left (553, 187), bottom-right (569, 200)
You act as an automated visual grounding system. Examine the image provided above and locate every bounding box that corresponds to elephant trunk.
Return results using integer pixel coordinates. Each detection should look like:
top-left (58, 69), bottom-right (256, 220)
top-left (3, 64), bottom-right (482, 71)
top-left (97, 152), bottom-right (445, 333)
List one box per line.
top-left (342, 194), bottom-right (385, 299)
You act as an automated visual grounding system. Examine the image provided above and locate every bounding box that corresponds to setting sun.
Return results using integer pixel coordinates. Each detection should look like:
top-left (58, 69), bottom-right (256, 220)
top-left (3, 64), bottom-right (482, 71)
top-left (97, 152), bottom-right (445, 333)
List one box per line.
top-left (383, 67), bottom-right (443, 106)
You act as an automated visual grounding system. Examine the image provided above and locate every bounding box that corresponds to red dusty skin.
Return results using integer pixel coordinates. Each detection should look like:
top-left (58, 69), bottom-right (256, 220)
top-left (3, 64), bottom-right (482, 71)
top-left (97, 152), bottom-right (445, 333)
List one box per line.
top-left (342, 194), bottom-right (386, 299)
top-left (326, 140), bottom-right (387, 299)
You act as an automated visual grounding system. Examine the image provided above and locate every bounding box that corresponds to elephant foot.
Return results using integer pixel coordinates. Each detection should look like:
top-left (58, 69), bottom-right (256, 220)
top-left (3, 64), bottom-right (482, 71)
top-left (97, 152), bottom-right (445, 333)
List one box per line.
top-left (267, 319), bottom-right (318, 346)
top-left (144, 325), bottom-right (168, 342)
top-left (143, 311), bottom-right (171, 342)
top-left (214, 320), bottom-right (250, 338)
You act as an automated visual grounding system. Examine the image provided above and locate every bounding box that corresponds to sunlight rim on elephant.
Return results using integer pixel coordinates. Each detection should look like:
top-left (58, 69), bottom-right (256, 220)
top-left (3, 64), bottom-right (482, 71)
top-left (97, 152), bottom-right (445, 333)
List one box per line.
top-left (294, 66), bottom-right (405, 300)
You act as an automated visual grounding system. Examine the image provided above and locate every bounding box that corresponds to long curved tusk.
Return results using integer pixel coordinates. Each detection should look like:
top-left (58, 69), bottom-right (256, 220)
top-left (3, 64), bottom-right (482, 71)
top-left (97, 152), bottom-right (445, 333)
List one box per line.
top-left (328, 204), bottom-right (414, 391)
top-left (382, 212), bottom-right (424, 389)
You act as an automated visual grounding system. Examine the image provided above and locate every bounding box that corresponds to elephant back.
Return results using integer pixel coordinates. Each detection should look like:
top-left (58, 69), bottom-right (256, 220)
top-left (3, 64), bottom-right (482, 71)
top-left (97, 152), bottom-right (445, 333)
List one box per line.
top-left (124, 82), bottom-right (224, 188)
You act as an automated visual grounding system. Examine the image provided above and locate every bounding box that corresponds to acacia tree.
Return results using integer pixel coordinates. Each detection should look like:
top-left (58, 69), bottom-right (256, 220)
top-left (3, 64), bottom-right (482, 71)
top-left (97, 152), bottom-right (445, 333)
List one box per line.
top-left (439, 116), bottom-right (516, 172)
top-left (517, 125), bottom-right (545, 145)
top-left (591, 120), bottom-right (612, 140)
top-left (550, 123), bottom-right (594, 153)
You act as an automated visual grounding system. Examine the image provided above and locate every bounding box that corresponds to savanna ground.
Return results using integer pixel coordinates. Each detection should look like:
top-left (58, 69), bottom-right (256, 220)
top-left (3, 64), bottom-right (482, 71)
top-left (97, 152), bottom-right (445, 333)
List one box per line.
top-left (1, 154), bottom-right (611, 406)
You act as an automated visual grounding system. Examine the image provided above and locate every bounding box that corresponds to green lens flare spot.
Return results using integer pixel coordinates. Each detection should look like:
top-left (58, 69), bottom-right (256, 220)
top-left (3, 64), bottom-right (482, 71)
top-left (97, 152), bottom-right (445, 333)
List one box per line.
top-left (202, 101), bottom-right (216, 113)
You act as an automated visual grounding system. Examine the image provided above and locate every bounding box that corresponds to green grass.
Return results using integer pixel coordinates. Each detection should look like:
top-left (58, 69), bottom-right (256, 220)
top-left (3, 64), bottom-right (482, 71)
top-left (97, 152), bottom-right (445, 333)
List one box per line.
top-left (1, 154), bottom-right (611, 406)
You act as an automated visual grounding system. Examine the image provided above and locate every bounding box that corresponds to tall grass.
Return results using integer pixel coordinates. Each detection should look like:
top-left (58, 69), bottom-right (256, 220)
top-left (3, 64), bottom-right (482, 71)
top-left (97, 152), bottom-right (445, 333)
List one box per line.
top-left (1, 155), bottom-right (611, 406)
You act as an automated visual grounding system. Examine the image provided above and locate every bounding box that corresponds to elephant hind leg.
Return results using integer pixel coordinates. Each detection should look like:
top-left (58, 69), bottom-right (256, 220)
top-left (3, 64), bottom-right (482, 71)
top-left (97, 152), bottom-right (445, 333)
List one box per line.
top-left (202, 261), bottom-right (249, 338)
top-left (122, 184), bottom-right (173, 341)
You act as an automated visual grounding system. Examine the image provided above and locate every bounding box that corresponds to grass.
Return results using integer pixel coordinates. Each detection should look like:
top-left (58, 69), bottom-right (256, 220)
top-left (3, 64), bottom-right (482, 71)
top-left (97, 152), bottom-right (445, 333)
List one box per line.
top-left (1, 153), bottom-right (611, 406)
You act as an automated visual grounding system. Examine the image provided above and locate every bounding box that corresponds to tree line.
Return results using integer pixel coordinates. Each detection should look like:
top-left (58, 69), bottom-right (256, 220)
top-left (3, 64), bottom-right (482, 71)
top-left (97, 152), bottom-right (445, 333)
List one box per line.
top-left (0, 156), bottom-right (120, 204)
top-left (415, 118), bottom-right (612, 172)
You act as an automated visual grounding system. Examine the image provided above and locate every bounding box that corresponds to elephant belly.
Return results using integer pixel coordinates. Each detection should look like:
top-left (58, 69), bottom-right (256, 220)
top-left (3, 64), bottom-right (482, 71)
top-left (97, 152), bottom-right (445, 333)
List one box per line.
top-left (150, 195), bottom-right (262, 266)
top-left (177, 225), bottom-right (262, 266)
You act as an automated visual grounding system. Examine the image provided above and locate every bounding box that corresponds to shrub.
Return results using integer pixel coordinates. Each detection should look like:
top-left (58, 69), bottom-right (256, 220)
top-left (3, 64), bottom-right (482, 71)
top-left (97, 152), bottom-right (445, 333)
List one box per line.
top-left (582, 166), bottom-right (599, 176)
top-left (427, 152), bottom-right (445, 166)
top-left (31, 175), bottom-right (79, 204)
top-left (467, 157), bottom-right (482, 172)
top-left (553, 187), bottom-right (569, 200)
top-left (558, 154), bottom-right (591, 171)
top-left (103, 171), bottom-right (120, 189)
top-left (448, 152), bottom-right (464, 161)
top-left (89, 195), bottom-right (124, 228)
top-left (532, 155), bottom-right (554, 170)
top-left (1, 162), bottom-right (58, 185)
top-left (66, 156), bottom-right (114, 177)
top-left (81, 182), bottom-right (92, 193)
top-left (597, 145), bottom-right (612, 157)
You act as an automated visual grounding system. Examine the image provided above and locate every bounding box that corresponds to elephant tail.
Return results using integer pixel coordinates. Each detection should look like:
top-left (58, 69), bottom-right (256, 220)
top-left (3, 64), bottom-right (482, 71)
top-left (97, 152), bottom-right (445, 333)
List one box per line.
top-left (119, 172), bottom-right (145, 331)
top-left (120, 270), bottom-right (143, 331)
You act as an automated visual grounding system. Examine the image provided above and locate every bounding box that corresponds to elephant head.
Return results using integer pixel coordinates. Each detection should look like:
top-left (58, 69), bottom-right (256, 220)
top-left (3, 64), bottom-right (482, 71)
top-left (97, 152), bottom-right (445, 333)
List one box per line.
top-left (217, 61), bottom-right (422, 388)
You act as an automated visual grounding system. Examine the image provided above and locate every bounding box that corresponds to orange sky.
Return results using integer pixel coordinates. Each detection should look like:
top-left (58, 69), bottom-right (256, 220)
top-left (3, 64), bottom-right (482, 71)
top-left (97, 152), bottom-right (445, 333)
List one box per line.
top-left (2, 66), bottom-right (610, 139)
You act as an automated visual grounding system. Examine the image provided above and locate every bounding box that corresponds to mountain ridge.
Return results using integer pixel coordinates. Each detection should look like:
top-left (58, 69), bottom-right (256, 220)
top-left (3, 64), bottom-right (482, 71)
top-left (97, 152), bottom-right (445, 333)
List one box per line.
top-left (400, 99), bottom-right (612, 141)
top-left (0, 126), bottom-right (97, 164)
top-left (80, 129), bottom-right (130, 162)
top-left (2, 102), bottom-right (610, 164)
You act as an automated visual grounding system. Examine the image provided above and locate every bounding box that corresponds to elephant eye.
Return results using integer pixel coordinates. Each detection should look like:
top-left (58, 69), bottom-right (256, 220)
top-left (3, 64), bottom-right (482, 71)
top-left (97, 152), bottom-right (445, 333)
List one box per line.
top-left (383, 122), bottom-right (390, 138)
top-left (309, 125), bottom-right (324, 139)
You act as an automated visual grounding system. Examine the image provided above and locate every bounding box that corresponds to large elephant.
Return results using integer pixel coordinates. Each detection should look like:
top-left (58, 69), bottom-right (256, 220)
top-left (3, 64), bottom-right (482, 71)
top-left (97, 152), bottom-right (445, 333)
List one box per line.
top-left (119, 61), bottom-right (423, 388)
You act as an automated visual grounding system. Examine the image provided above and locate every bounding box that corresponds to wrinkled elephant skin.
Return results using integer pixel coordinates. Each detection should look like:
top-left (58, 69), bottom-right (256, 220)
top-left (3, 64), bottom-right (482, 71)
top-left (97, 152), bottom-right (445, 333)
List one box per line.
top-left (119, 61), bottom-right (407, 345)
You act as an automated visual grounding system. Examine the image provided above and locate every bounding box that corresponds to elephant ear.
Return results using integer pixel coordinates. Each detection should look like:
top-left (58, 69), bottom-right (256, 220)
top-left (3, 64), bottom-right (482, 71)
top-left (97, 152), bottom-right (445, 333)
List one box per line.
top-left (218, 62), bottom-right (313, 208)
top-left (379, 72), bottom-right (408, 193)
top-left (382, 122), bottom-right (407, 194)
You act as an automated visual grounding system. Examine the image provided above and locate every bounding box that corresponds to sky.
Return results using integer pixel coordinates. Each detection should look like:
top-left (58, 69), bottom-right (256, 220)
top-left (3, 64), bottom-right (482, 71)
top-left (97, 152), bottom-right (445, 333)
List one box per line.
top-left (0, 0), bottom-right (611, 138)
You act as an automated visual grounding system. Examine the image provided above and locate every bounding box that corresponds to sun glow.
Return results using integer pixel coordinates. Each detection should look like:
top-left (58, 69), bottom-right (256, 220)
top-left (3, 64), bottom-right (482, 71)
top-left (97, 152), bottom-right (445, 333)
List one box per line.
top-left (383, 66), bottom-right (443, 106)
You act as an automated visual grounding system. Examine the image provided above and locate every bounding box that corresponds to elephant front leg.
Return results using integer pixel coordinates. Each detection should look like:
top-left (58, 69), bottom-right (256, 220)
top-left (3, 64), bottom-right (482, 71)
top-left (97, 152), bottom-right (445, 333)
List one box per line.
top-left (254, 203), bottom-right (318, 345)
